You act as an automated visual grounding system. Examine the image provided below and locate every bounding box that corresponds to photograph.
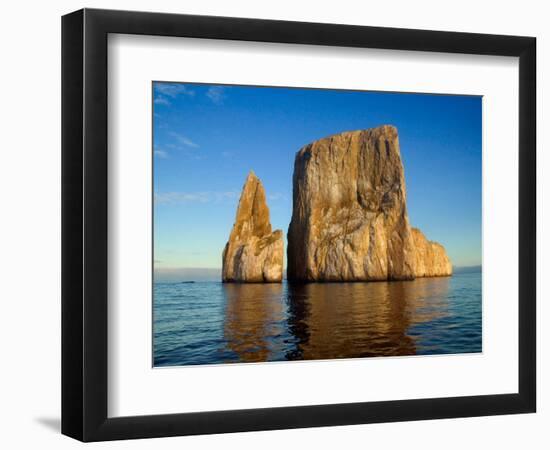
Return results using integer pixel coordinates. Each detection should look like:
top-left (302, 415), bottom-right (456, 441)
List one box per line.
top-left (152, 82), bottom-right (482, 367)
top-left (1, 0), bottom-right (542, 446)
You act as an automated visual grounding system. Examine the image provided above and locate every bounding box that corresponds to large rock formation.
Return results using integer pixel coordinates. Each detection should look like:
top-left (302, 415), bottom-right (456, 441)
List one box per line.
top-left (287, 125), bottom-right (452, 282)
top-left (411, 228), bottom-right (452, 277)
top-left (222, 171), bottom-right (283, 283)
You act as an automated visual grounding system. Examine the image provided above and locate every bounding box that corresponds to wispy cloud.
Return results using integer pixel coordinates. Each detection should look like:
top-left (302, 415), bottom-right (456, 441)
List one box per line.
top-left (268, 193), bottom-right (284, 201)
top-left (155, 191), bottom-right (239, 205)
top-left (216, 191), bottom-right (239, 201)
top-left (155, 83), bottom-right (195, 98)
top-left (155, 192), bottom-right (210, 204)
top-left (153, 83), bottom-right (195, 107)
top-left (154, 96), bottom-right (171, 106)
top-left (206, 86), bottom-right (225, 105)
top-left (154, 148), bottom-right (169, 159)
top-left (169, 132), bottom-right (199, 148)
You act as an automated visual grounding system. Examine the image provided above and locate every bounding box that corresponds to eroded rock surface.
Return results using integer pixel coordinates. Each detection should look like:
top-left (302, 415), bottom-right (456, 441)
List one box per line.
top-left (287, 126), bottom-right (416, 281)
top-left (287, 125), bottom-right (452, 281)
top-left (412, 228), bottom-right (453, 277)
top-left (222, 171), bottom-right (283, 283)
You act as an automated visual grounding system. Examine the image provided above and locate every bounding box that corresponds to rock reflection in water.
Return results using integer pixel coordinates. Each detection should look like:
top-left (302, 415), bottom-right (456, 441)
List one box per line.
top-left (285, 278), bottom-right (450, 360)
top-left (223, 277), bottom-right (451, 363)
top-left (223, 283), bottom-right (285, 362)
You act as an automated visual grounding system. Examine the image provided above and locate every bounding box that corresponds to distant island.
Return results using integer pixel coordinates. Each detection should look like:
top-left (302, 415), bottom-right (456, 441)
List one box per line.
top-left (222, 125), bottom-right (452, 283)
top-left (453, 265), bottom-right (482, 274)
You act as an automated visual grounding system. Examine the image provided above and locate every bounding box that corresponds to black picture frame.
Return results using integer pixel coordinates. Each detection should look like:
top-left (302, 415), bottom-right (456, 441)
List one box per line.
top-left (61, 8), bottom-right (536, 442)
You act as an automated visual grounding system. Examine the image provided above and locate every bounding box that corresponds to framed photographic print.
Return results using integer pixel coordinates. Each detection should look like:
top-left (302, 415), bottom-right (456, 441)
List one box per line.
top-left (61, 8), bottom-right (536, 441)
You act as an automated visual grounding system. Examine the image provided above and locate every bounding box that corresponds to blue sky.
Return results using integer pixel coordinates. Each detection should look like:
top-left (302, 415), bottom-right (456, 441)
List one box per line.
top-left (153, 82), bottom-right (481, 270)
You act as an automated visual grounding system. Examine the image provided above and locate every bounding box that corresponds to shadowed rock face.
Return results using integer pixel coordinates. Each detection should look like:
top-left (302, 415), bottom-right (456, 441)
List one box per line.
top-left (287, 126), bottom-right (451, 282)
top-left (412, 228), bottom-right (453, 277)
top-left (222, 171), bottom-right (283, 283)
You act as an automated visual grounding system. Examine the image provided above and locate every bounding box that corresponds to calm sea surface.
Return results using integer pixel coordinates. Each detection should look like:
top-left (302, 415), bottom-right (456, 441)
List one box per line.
top-left (153, 271), bottom-right (481, 367)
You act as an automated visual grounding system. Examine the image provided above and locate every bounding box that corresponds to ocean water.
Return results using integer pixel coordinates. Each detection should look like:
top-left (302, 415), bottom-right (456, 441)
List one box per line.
top-left (153, 271), bottom-right (481, 367)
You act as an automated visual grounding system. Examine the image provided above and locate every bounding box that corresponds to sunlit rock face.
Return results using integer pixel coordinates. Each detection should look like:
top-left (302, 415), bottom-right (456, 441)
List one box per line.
top-left (287, 126), bottom-right (417, 281)
top-left (222, 171), bottom-right (283, 283)
top-left (411, 228), bottom-right (453, 277)
top-left (287, 125), bottom-right (452, 282)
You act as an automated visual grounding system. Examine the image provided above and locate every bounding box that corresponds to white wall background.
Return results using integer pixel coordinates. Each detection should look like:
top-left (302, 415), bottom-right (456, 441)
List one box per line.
top-left (0, 0), bottom-right (546, 448)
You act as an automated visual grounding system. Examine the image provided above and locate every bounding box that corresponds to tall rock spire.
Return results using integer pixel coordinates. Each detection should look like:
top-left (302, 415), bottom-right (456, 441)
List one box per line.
top-left (222, 171), bottom-right (283, 282)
